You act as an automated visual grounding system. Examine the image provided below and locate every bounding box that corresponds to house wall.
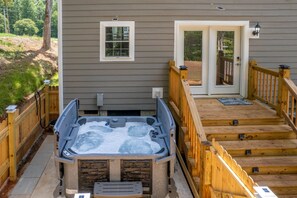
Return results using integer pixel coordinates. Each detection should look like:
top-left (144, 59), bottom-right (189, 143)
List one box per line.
top-left (62, 0), bottom-right (297, 111)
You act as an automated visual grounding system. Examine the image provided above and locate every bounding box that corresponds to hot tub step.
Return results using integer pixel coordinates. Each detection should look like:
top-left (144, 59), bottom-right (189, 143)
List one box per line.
top-left (94, 181), bottom-right (143, 198)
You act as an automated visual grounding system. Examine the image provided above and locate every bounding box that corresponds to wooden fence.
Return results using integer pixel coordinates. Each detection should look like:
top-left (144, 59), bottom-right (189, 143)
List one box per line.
top-left (168, 60), bottom-right (257, 198)
top-left (0, 84), bottom-right (59, 189)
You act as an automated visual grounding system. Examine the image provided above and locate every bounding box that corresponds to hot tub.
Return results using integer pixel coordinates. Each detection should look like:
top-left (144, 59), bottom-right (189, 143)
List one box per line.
top-left (54, 98), bottom-right (176, 198)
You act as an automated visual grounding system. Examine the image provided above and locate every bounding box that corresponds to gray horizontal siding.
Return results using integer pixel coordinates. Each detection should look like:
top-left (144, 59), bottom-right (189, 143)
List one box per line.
top-left (62, 0), bottom-right (297, 111)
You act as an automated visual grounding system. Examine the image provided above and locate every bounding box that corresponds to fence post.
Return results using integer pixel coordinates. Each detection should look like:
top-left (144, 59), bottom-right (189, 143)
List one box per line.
top-left (248, 60), bottom-right (257, 100)
top-left (277, 65), bottom-right (290, 117)
top-left (199, 141), bottom-right (212, 198)
top-left (44, 80), bottom-right (51, 127)
top-left (6, 105), bottom-right (18, 181)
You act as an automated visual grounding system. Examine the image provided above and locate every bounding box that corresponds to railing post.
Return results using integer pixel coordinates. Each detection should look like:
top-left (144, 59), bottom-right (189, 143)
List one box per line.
top-left (44, 80), bottom-right (51, 127)
top-left (6, 105), bottom-right (18, 181)
top-left (248, 60), bottom-right (257, 100)
top-left (179, 65), bottom-right (188, 121)
top-left (199, 141), bottom-right (212, 198)
top-left (277, 65), bottom-right (290, 117)
top-left (168, 60), bottom-right (175, 102)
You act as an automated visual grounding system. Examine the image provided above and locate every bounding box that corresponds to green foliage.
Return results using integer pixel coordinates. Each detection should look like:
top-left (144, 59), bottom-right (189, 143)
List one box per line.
top-left (8, 0), bottom-right (21, 32)
top-left (0, 13), bottom-right (9, 33)
top-left (50, 72), bottom-right (59, 86)
top-left (36, 19), bottom-right (44, 37)
top-left (0, 37), bottom-right (25, 60)
top-left (0, 65), bottom-right (44, 115)
top-left (184, 31), bottom-right (203, 61)
top-left (51, 10), bottom-right (57, 38)
top-left (0, 0), bottom-right (57, 37)
top-left (13, 18), bottom-right (39, 36)
top-left (20, 0), bottom-right (36, 21)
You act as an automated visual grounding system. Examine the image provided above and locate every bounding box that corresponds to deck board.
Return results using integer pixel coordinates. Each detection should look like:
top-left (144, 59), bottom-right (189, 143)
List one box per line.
top-left (195, 99), bottom-right (279, 121)
top-left (234, 156), bottom-right (297, 167)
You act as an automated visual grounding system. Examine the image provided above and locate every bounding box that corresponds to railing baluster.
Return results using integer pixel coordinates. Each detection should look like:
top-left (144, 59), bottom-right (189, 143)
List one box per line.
top-left (294, 98), bottom-right (297, 126)
top-left (269, 74), bottom-right (273, 103)
top-left (274, 76), bottom-right (277, 106)
top-left (291, 95), bottom-right (294, 120)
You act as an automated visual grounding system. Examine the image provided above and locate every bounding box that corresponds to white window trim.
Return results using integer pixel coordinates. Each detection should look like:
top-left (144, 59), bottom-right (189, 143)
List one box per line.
top-left (100, 21), bottom-right (135, 62)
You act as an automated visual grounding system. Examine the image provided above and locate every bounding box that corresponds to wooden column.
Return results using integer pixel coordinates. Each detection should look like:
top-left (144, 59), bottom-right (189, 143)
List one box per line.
top-left (7, 105), bottom-right (17, 181)
top-left (248, 60), bottom-right (257, 100)
top-left (44, 80), bottom-right (50, 127)
top-left (277, 65), bottom-right (290, 117)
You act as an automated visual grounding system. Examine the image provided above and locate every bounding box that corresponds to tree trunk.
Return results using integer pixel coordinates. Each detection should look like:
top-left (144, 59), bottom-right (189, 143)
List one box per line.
top-left (42, 0), bottom-right (52, 50)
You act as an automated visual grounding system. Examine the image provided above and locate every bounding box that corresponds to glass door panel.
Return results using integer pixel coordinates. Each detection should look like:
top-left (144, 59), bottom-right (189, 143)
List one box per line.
top-left (216, 31), bottom-right (235, 86)
top-left (184, 31), bottom-right (203, 86)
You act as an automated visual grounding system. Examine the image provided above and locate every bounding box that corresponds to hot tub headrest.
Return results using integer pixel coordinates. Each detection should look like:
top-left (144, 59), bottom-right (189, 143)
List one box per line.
top-left (156, 98), bottom-right (176, 146)
top-left (54, 99), bottom-right (79, 155)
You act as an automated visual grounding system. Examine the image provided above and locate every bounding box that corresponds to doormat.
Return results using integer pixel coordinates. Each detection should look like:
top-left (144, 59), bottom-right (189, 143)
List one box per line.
top-left (217, 98), bottom-right (252, 106)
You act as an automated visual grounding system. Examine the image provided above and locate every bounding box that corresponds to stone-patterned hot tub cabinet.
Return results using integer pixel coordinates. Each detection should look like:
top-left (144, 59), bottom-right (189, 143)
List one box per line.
top-left (54, 98), bottom-right (176, 198)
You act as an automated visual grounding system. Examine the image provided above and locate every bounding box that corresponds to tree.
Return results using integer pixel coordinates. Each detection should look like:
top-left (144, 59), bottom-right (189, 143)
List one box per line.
top-left (14, 18), bottom-right (38, 36)
top-left (51, 0), bottom-right (57, 38)
top-left (20, 0), bottom-right (36, 22)
top-left (42, 0), bottom-right (52, 50)
top-left (0, 13), bottom-right (9, 32)
top-left (0, 0), bottom-right (13, 33)
top-left (9, 0), bottom-right (21, 32)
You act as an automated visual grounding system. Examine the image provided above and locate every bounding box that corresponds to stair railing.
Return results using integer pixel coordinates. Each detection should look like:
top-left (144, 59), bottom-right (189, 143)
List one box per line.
top-left (169, 60), bottom-right (258, 198)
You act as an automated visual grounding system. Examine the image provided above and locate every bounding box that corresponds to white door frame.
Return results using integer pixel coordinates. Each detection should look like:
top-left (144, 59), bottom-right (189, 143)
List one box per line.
top-left (174, 20), bottom-right (250, 97)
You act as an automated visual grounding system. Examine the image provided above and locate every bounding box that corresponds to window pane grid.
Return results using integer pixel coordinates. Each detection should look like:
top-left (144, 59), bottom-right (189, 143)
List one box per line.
top-left (105, 26), bottom-right (130, 57)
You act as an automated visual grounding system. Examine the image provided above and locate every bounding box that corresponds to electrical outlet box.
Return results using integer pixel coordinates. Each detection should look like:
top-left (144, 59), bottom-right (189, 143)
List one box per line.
top-left (97, 93), bottom-right (104, 107)
top-left (152, 87), bottom-right (163, 98)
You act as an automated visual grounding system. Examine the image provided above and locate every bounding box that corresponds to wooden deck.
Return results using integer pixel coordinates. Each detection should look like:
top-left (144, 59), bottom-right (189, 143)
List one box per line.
top-left (195, 98), bottom-right (297, 198)
top-left (195, 99), bottom-right (283, 126)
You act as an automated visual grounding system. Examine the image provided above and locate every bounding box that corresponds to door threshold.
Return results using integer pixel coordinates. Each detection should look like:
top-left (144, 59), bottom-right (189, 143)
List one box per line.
top-left (192, 94), bottom-right (242, 99)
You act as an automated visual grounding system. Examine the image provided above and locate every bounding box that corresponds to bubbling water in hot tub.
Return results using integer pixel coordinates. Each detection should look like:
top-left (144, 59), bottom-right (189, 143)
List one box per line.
top-left (71, 121), bottom-right (161, 154)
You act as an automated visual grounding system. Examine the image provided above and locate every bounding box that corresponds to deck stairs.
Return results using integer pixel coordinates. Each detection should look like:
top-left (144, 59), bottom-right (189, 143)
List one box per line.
top-left (193, 100), bottom-right (297, 198)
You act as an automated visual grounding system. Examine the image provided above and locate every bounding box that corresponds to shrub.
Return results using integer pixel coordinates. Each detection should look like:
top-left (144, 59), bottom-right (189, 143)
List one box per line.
top-left (0, 13), bottom-right (9, 33)
top-left (13, 18), bottom-right (38, 36)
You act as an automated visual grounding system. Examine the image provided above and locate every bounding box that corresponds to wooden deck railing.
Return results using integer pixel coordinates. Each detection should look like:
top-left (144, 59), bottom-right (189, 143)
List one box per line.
top-left (0, 83), bottom-right (59, 188)
top-left (168, 60), bottom-right (257, 198)
top-left (217, 56), bottom-right (234, 85)
top-left (280, 77), bottom-right (297, 132)
top-left (248, 60), bottom-right (297, 125)
top-left (210, 140), bottom-right (256, 197)
top-left (248, 60), bottom-right (280, 108)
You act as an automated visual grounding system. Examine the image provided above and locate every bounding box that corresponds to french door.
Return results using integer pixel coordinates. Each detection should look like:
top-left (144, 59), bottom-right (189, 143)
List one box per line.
top-left (176, 25), bottom-right (241, 95)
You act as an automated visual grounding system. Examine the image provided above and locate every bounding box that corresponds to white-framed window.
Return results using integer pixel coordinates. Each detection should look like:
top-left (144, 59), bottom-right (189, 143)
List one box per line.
top-left (100, 21), bottom-right (135, 62)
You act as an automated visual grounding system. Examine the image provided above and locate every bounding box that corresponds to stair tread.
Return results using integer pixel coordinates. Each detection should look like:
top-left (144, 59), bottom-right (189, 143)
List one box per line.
top-left (205, 125), bottom-right (294, 135)
top-left (234, 156), bottom-right (297, 167)
top-left (251, 174), bottom-right (297, 185)
top-left (252, 174), bottom-right (297, 187)
top-left (219, 139), bottom-right (297, 150)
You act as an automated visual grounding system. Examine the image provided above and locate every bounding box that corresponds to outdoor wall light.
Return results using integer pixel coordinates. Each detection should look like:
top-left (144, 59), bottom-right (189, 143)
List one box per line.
top-left (252, 22), bottom-right (261, 36)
